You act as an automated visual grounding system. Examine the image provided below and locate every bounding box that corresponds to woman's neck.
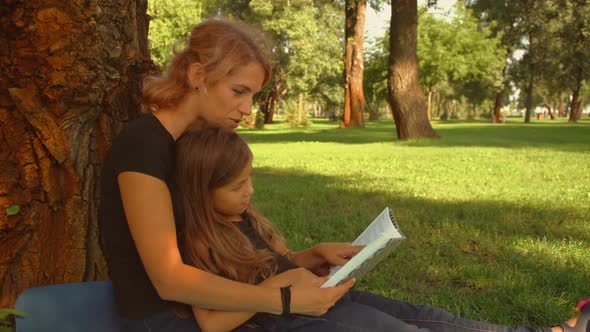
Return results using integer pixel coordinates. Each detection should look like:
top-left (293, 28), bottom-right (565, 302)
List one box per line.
top-left (152, 98), bottom-right (201, 140)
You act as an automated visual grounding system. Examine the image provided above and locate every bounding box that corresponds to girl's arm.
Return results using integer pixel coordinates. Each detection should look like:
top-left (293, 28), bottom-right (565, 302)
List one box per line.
top-left (119, 172), bottom-right (352, 314)
top-left (192, 268), bottom-right (329, 332)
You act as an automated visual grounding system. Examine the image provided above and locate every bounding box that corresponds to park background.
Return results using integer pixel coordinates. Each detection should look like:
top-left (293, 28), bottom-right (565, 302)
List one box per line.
top-left (1, 0), bottom-right (589, 329)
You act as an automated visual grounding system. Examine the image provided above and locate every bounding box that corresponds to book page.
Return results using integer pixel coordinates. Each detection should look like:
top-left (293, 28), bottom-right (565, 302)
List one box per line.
top-left (328, 207), bottom-right (406, 278)
top-left (352, 207), bottom-right (400, 246)
top-left (321, 232), bottom-right (404, 288)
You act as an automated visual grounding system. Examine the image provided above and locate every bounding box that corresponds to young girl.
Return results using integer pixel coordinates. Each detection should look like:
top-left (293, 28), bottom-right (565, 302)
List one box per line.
top-left (174, 127), bottom-right (590, 332)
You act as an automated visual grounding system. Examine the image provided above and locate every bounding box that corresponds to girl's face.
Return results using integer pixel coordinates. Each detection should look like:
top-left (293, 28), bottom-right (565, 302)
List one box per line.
top-left (196, 62), bottom-right (265, 129)
top-left (212, 161), bottom-right (254, 222)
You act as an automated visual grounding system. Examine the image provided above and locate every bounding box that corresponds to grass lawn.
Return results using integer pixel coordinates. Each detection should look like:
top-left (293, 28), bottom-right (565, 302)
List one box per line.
top-left (238, 117), bottom-right (590, 328)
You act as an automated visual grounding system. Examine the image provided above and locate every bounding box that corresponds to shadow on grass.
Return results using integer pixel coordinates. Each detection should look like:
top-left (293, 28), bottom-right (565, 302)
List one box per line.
top-left (252, 166), bottom-right (589, 326)
top-left (239, 120), bottom-right (590, 153)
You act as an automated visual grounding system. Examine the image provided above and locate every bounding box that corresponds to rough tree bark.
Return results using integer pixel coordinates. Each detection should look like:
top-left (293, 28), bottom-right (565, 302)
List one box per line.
top-left (427, 88), bottom-right (432, 121)
top-left (558, 94), bottom-right (566, 117)
top-left (0, 0), bottom-right (155, 308)
top-left (524, 32), bottom-right (534, 123)
top-left (492, 49), bottom-right (510, 123)
top-left (341, 0), bottom-right (366, 128)
top-left (387, 0), bottom-right (438, 140)
top-left (493, 90), bottom-right (504, 122)
top-left (569, 72), bottom-right (583, 123)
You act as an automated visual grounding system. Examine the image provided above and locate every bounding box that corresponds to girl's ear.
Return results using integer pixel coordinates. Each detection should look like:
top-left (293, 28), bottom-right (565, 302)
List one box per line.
top-left (187, 62), bottom-right (206, 90)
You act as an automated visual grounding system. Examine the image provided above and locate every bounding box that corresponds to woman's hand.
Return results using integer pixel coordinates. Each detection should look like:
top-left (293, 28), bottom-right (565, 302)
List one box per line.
top-left (260, 268), bottom-right (355, 316)
top-left (260, 268), bottom-right (326, 288)
top-left (290, 277), bottom-right (355, 316)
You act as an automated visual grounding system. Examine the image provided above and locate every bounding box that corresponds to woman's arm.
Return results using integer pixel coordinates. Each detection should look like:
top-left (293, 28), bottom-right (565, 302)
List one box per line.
top-left (191, 268), bottom-right (328, 332)
top-left (119, 172), bottom-right (352, 315)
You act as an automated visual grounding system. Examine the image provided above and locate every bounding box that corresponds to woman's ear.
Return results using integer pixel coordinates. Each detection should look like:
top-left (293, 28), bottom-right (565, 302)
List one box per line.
top-left (187, 62), bottom-right (206, 91)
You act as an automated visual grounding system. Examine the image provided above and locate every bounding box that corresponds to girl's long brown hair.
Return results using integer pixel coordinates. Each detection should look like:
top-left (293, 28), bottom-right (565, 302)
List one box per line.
top-left (175, 128), bottom-right (290, 289)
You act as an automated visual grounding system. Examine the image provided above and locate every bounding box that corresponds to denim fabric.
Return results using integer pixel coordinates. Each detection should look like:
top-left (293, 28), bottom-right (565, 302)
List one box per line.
top-left (121, 291), bottom-right (553, 332)
top-left (260, 291), bottom-right (553, 332)
top-left (120, 310), bottom-right (266, 332)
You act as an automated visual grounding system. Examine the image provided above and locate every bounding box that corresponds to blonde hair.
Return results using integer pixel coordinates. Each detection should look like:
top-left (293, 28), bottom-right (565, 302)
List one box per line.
top-left (142, 18), bottom-right (272, 112)
top-left (173, 128), bottom-right (289, 316)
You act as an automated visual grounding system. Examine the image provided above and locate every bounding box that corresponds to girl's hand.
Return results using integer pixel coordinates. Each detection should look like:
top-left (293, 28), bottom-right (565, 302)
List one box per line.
top-left (312, 242), bottom-right (364, 272)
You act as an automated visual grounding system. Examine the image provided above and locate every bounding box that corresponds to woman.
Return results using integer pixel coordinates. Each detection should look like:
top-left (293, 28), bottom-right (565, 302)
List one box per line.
top-left (99, 18), bottom-right (355, 331)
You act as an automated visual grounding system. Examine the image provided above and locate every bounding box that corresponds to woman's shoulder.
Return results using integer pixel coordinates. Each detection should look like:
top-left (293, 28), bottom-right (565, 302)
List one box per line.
top-left (102, 113), bottom-right (175, 176)
top-left (113, 113), bottom-right (173, 149)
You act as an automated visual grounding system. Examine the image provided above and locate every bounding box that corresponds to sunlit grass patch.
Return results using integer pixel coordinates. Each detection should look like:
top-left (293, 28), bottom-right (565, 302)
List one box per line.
top-left (238, 118), bottom-right (589, 327)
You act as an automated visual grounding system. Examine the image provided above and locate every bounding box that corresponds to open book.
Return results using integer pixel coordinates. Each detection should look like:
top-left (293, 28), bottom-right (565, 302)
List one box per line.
top-left (321, 207), bottom-right (406, 288)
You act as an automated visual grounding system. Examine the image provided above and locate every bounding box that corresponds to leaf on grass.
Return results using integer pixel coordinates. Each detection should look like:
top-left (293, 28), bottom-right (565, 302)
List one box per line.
top-left (5, 205), bottom-right (20, 216)
top-left (0, 308), bottom-right (26, 320)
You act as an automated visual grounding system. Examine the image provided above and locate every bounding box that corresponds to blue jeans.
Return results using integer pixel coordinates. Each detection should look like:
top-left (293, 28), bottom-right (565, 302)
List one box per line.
top-left (121, 291), bottom-right (552, 332)
top-left (255, 291), bottom-right (551, 332)
top-left (120, 310), bottom-right (264, 332)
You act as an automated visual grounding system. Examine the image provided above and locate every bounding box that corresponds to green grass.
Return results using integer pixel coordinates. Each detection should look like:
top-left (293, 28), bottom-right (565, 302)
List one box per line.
top-left (238, 117), bottom-right (590, 328)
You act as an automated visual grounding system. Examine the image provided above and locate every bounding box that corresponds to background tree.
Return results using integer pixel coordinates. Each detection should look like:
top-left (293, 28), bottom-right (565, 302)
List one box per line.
top-left (466, 0), bottom-right (528, 122)
top-left (147, 0), bottom-right (202, 69)
top-left (364, 36), bottom-right (389, 120)
top-left (0, 0), bottom-right (154, 308)
top-left (417, 4), bottom-right (503, 120)
top-left (553, 0), bottom-right (590, 122)
top-left (208, 0), bottom-right (343, 124)
top-left (341, 0), bottom-right (367, 128)
top-left (388, 0), bottom-right (438, 139)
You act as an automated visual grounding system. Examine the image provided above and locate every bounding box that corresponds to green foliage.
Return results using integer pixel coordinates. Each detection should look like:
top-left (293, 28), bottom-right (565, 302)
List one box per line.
top-left (255, 109), bottom-right (265, 129)
top-left (5, 205), bottom-right (20, 216)
top-left (417, 4), bottom-right (505, 105)
top-left (147, 0), bottom-right (202, 69)
top-left (206, 0), bottom-right (343, 113)
top-left (284, 95), bottom-right (310, 127)
top-left (364, 3), bottom-right (505, 118)
top-left (536, 0), bottom-right (590, 93)
top-left (251, 0), bottom-right (343, 96)
top-left (364, 36), bottom-right (389, 118)
top-left (240, 110), bottom-right (257, 129)
top-left (238, 118), bottom-right (589, 327)
top-left (468, 0), bottom-right (590, 112)
top-left (0, 308), bottom-right (25, 332)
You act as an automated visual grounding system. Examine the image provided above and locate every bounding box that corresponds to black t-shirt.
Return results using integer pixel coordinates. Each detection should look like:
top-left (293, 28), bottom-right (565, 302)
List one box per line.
top-left (235, 218), bottom-right (299, 276)
top-left (98, 113), bottom-right (175, 319)
top-left (99, 113), bottom-right (299, 320)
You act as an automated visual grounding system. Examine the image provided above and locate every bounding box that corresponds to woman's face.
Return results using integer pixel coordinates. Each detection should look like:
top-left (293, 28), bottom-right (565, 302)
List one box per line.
top-left (196, 62), bottom-right (265, 129)
top-left (211, 161), bottom-right (254, 222)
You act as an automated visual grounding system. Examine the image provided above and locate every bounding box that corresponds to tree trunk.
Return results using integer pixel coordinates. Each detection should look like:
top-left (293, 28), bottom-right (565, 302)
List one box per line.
top-left (544, 104), bottom-right (555, 120)
top-left (493, 90), bottom-right (504, 123)
top-left (524, 32), bottom-right (534, 123)
top-left (387, 0), bottom-right (438, 140)
top-left (569, 77), bottom-right (582, 123)
top-left (259, 73), bottom-right (287, 124)
top-left (341, 0), bottom-right (366, 128)
top-left (0, 0), bottom-right (155, 308)
top-left (557, 95), bottom-right (565, 117)
top-left (427, 89), bottom-right (432, 121)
